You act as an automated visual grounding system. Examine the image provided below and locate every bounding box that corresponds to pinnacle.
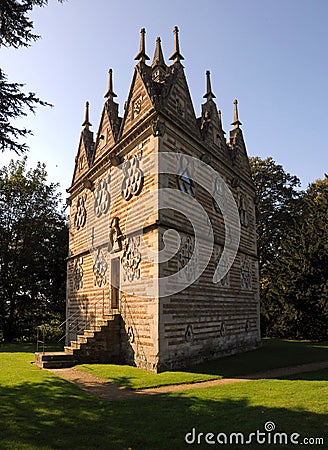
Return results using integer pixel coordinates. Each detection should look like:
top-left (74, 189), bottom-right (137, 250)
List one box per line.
top-left (82, 101), bottom-right (92, 128)
top-left (134, 27), bottom-right (150, 63)
top-left (104, 68), bottom-right (117, 100)
top-left (231, 99), bottom-right (242, 129)
top-left (151, 37), bottom-right (166, 68)
top-left (169, 25), bottom-right (184, 63)
top-left (203, 70), bottom-right (216, 101)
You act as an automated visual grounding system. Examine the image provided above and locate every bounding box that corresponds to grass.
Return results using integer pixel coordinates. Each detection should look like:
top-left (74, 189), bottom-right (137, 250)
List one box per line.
top-left (76, 363), bottom-right (221, 389)
top-left (0, 340), bottom-right (327, 449)
top-left (77, 339), bottom-right (328, 389)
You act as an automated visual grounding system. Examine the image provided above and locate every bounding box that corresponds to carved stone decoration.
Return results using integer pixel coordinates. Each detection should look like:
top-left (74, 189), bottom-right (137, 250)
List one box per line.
top-left (132, 97), bottom-right (142, 118)
top-left (185, 324), bottom-right (194, 343)
top-left (219, 321), bottom-right (226, 337)
top-left (94, 175), bottom-right (110, 217)
top-left (213, 176), bottom-right (227, 213)
top-left (151, 117), bottom-right (166, 136)
top-left (109, 217), bottom-right (123, 253)
top-left (74, 194), bottom-right (87, 230)
top-left (238, 193), bottom-right (249, 227)
top-left (78, 155), bottom-right (85, 172)
top-left (200, 107), bottom-right (213, 140)
top-left (121, 153), bottom-right (144, 201)
top-left (200, 153), bottom-right (211, 165)
top-left (93, 248), bottom-right (108, 287)
top-left (178, 235), bottom-right (198, 282)
top-left (121, 236), bottom-right (141, 282)
top-left (245, 319), bottom-right (251, 333)
top-left (240, 257), bottom-right (252, 289)
top-left (176, 97), bottom-right (185, 118)
top-left (127, 326), bottom-right (135, 343)
top-left (213, 247), bottom-right (230, 287)
top-left (231, 176), bottom-right (241, 188)
top-left (73, 257), bottom-right (83, 290)
top-left (177, 154), bottom-right (195, 197)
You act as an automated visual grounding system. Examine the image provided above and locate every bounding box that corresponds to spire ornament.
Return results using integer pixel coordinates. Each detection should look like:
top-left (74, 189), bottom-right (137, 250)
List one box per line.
top-left (218, 109), bottom-right (226, 135)
top-left (104, 68), bottom-right (117, 100)
top-left (134, 28), bottom-right (150, 63)
top-left (231, 99), bottom-right (242, 129)
top-left (151, 37), bottom-right (166, 68)
top-left (169, 26), bottom-right (184, 63)
top-left (82, 101), bottom-right (92, 128)
top-left (203, 70), bottom-right (216, 101)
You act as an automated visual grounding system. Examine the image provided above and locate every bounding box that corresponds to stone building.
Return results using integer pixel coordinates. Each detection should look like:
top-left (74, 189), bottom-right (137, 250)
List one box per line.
top-left (64, 27), bottom-right (261, 372)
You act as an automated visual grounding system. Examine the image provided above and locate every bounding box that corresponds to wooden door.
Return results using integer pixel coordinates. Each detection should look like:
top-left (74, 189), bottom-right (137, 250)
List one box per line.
top-left (111, 257), bottom-right (120, 309)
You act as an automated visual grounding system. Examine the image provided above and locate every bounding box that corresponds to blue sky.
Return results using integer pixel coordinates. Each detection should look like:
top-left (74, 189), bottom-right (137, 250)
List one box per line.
top-left (2, 0), bottom-right (328, 199)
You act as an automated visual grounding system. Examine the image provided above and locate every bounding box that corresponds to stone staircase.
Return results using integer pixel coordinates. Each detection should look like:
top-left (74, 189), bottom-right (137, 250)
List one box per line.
top-left (34, 351), bottom-right (76, 369)
top-left (35, 314), bottom-right (121, 369)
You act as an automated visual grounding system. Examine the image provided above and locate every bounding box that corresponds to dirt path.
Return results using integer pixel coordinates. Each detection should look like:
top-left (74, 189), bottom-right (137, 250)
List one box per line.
top-left (48, 360), bottom-right (328, 401)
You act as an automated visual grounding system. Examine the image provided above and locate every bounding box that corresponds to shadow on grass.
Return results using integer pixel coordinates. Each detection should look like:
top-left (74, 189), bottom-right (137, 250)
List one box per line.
top-left (283, 369), bottom-right (328, 381)
top-left (0, 376), bottom-right (326, 449)
top-left (187, 339), bottom-right (328, 380)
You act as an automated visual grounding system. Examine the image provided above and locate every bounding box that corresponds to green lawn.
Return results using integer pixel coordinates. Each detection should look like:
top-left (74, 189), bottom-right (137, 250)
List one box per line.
top-left (76, 363), bottom-right (221, 389)
top-left (77, 339), bottom-right (328, 389)
top-left (0, 341), bottom-right (327, 449)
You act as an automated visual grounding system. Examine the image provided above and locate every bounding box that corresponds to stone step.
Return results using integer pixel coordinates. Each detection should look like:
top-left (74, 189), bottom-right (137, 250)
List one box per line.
top-left (95, 319), bottom-right (110, 327)
top-left (83, 330), bottom-right (95, 338)
top-left (77, 335), bottom-right (88, 344)
top-left (103, 312), bottom-right (119, 320)
top-left (64, 346), bottom-right (74, 354)
top-left (88, 325), bottom-right (102, 332)
top-left (34, 352), bottom-right (76, 369)
top-left (69, 340), bottom-right (81, 350)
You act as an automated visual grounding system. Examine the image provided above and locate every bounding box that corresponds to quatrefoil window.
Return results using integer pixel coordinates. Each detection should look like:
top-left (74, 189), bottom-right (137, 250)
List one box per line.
top-left (121, 154), bottom-right (144, 201)
top-left (74, 195), bottom-right (87, 230)
top-left (94, 176), bottom-right (110, 218)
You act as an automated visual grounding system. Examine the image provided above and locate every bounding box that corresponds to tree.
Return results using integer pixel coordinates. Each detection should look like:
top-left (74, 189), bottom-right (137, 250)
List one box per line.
top-left (0, 0), bottom-right (65, 154)
top-left (269, 177), bottom-right (328, 339)
top-left (250, 156), bottom-right (328, 340)
top-left (250, 156), bottom-right (301, 272)
top-left (0, 158), bottom-right (68, 341)
top-left (0, 69), bottom-right (51, 154)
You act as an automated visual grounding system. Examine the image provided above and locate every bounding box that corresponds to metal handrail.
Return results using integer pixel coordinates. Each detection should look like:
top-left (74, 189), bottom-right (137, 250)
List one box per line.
top-left (59, 289), bottom-right (109, 344)
top-left (36, 325), bottom-right (46, 354)
top-left (36, 289), bottom-right (110, 349)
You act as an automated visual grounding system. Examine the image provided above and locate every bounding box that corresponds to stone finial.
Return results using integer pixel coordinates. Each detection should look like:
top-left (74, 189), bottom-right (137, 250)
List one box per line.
top-left (104, 68), bottom-right (117, 100)
top-left (231, 99), bottom-right (242, 129)
top-left (218, 109), bottom-right (222, 125)
top-left (169, 26), bottom-right (184, 63)
top-left (152, 37), bottom-right (166, 68)
top-left (218, 109), bottom-right (226, 135)
top-left (203, 70), bottom-right (216, 100)
top-left (82, 101), bottom-right (92, 128)
top-left (134, 27), bottom-right (150, 63)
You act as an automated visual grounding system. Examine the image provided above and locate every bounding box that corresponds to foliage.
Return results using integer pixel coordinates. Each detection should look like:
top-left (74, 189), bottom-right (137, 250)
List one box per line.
top-left (0, 68), bottom-right (51, 153)
top-left (267, 177), bottom-right (328, 339)
top-left (0, 342), bottom-right (327, 450)
top-left (0, 158), bottom-right (68, 341)
top-left (250, 156), bottom-right (301, 272)
top-left (250, 157), bottom-right (328, 340)
top-left (0, 0), bottom-right (65, 153)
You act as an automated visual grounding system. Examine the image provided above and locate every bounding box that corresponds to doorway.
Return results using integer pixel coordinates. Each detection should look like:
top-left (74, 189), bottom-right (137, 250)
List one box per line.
top-left (111, 257), bottom-right (120, 309)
